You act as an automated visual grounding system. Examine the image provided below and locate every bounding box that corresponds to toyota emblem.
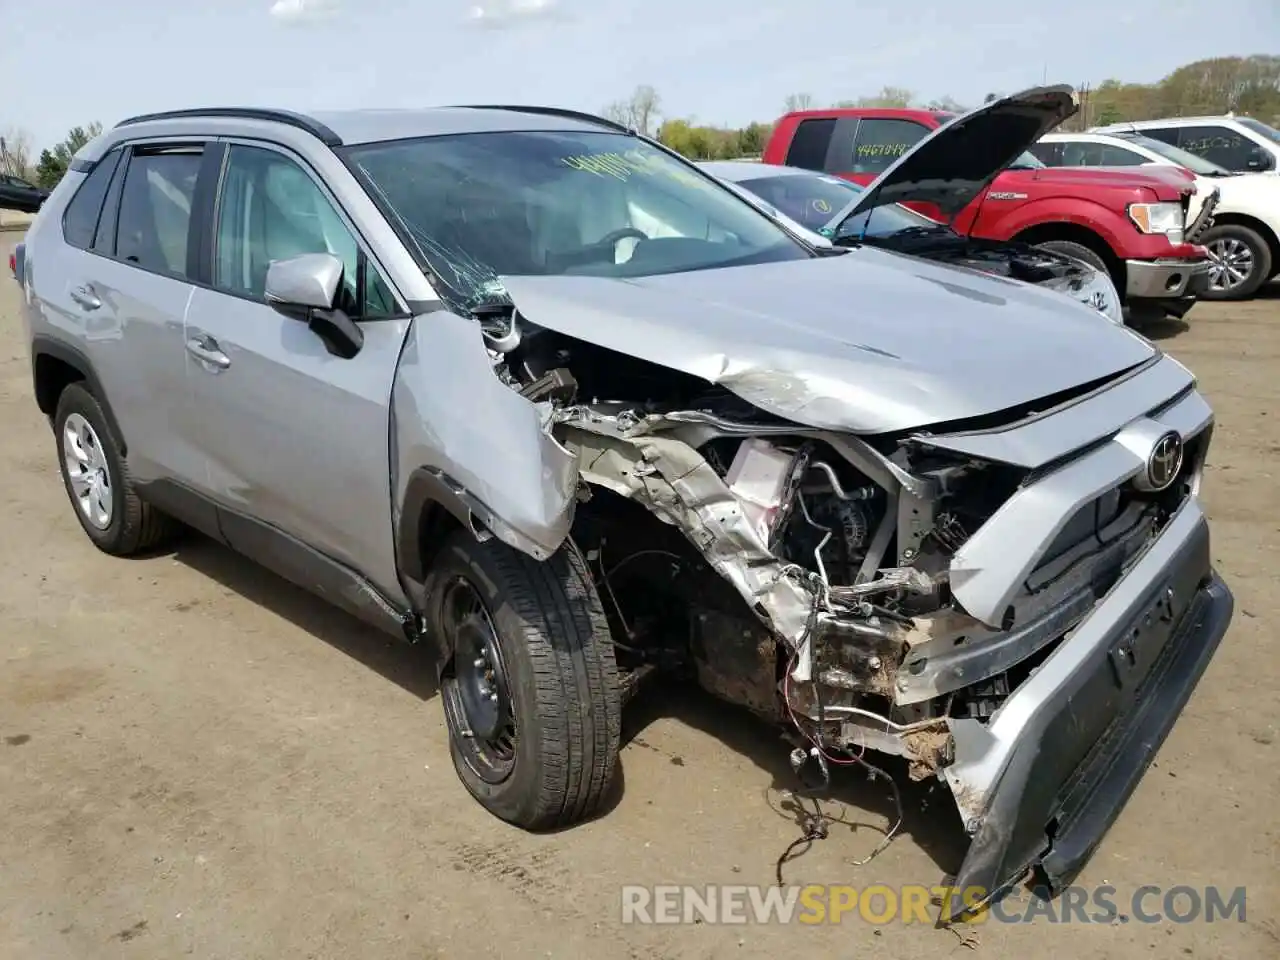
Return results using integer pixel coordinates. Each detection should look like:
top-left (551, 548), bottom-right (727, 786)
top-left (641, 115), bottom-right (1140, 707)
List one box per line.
top-left (1146, 432), bottom-right (1184, 491)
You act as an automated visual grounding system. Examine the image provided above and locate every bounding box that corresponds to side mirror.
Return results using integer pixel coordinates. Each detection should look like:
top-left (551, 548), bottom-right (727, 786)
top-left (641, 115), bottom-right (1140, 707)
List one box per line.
top-left (263, 253), bottom-right (363, 359)
top-left (265, 252), bottom-right (343, 311)
top-left (1246, 149), bottom-right (1276, 172)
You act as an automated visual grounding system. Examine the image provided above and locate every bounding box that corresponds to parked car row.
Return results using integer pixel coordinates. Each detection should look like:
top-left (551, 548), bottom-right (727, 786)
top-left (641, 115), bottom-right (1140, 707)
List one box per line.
top-left (1030, 129), bottom-right (1280, 299)
top-left (10, 86), bottom-right (1236, 922)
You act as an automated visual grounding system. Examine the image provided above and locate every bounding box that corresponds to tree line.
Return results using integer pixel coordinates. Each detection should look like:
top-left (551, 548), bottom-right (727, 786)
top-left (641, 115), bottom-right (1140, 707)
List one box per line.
top-left (605, 54), bottom-right (1280, 161)
top-left (5, 55), bottom-right (1276, 188)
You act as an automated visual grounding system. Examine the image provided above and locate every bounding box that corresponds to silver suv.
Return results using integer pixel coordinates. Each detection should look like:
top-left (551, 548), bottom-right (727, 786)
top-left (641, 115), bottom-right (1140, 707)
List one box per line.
top-left (13, 91), bottom-right (1233, 919)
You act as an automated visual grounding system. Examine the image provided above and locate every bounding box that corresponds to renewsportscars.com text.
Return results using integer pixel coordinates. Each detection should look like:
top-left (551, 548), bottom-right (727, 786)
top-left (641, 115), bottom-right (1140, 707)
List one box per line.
top-left (620, 883), bottom-right (1247, 925)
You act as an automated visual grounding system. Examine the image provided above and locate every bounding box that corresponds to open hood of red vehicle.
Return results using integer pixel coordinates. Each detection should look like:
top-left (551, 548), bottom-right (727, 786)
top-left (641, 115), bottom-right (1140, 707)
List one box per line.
top-left (828, 85), bottom-right (1078, 227)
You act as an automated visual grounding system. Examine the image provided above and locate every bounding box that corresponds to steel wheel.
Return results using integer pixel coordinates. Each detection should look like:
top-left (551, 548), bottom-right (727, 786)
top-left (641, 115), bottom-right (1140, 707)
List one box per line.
top-left (62, 412), bottom-right (113, 530)
top-left (1206, 236), bottom-right (1257, 293)
top-left (440, 577), bottom-right (518, 785)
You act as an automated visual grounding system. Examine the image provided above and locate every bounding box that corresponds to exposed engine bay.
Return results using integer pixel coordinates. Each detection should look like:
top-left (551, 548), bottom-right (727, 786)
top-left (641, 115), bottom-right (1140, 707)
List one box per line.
top-left (477, 302), bottom-right (1198, 791)
top-left (867, 232), bottom-right (1094, 286)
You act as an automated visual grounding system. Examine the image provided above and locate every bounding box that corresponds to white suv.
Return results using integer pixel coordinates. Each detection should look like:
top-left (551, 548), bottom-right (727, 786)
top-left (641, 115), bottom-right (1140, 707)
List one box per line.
top-left (1091, 115), bottom-right (1280, 177)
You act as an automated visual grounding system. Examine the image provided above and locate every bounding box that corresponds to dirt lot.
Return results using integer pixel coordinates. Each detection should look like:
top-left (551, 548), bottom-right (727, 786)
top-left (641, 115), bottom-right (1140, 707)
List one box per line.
top-left (1, 233), bottom-right (1276, 959)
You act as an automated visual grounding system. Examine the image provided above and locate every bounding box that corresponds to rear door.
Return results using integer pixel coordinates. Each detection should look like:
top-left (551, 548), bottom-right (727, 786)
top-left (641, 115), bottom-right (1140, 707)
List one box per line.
top-left (181, 139), bottom-right (410, 596)
top-left (28, 139), bottom-right (212, 492)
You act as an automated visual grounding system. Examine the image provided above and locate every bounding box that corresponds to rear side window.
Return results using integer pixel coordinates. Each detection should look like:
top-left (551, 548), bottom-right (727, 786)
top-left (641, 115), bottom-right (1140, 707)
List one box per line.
top-left (849, 119), bottom-right (930, 175)
top-left (62, 149), bottom-right (123, 250)
top-left (785, 118), bottom-right (836, 171)
top-left (115, 148), bottom-right (203, 278)
top-left (1057, 141), bottom-right (1147, 167)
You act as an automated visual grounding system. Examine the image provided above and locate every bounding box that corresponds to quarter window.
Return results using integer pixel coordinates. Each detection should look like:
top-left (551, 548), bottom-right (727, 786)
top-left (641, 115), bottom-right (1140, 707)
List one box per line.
top-left (213, 145), bottom-right (396, 318)
top-left (849, 119), bottom-right (929, 175)
top-left (62, 148), bottom-right (123, 251)
top-left (115, 148), bottom-right (203, 278)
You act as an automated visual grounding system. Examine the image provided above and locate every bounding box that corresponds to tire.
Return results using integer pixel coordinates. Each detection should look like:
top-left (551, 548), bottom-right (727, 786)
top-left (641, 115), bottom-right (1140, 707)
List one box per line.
top-left (1201, 223), bottom-right (1272, 301)
top-left (53, 383), bottom-right (179, 556)
top-left (1032, 239), bottom-right (1111, 278)
top-left (428, 529), bottom-right (621, 830)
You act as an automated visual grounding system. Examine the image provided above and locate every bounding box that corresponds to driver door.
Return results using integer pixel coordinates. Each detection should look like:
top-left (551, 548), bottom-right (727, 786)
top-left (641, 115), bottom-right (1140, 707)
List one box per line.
top-left (182, 140), bottom-right (410, 598)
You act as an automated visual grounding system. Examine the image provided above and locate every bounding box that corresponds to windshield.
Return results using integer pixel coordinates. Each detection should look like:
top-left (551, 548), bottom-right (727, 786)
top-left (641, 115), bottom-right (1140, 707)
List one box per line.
top-left (342, 130), bottom-right (806, 311)
top-left (734, 173), bottom-right (933, 237)
top-left (1008, 150), bottom-right (1045, 170)
top-left (1237, 117), bottom-right (1280, 145)
top-left (1118, 133), bottom-right (1230, 175)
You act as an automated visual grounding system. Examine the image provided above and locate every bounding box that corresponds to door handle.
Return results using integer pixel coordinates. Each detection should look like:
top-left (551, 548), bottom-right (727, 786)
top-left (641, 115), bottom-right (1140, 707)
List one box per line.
top-left (68, 283), bottom-right (101, 311)
top-left (186, 335), bottom-right (231, 371)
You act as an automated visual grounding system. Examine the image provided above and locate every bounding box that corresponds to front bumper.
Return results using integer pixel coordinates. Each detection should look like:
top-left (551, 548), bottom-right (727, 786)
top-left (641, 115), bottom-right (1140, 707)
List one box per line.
top-left (1125, 257), bottom-right (1212, 301)
top-left (941, 498), bottom-right (1233, 921)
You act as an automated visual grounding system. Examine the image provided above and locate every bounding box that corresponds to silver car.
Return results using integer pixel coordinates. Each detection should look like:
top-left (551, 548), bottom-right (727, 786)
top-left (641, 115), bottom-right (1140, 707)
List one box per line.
top-left (14, 87), bottom-right (1232, 919)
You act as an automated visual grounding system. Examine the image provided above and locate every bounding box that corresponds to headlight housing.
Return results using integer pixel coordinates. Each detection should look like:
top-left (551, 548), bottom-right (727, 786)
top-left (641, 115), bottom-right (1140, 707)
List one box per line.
top-left (1127, 201), bottom-right (1185, 243)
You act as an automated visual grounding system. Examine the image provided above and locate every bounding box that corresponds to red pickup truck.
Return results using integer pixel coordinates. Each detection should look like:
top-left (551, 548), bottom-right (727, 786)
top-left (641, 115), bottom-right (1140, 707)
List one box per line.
top-left (763, 98), bottom-right (1216, 322)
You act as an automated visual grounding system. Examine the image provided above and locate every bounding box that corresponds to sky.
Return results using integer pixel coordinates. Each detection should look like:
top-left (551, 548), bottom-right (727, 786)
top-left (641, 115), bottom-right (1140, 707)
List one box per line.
top-left (2, 0), bottom-right (1278, 152)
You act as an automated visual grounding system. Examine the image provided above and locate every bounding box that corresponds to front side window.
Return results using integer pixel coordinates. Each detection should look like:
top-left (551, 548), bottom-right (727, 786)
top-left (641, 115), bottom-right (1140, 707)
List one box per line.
top-left (213, 145), bottom-right (396, 317)
top-left (1027, 142), bottom-right (1064, 166)
top-left (343, 130), bottom-right (805, 312)
top-left (848, 119), bottom-right (930, 175)
top-left (1170, 125), bottom-right (1258, 170)
top-left (115, 148), bottom-right (202, 278)
top-left (1118, 134), bottom-right (1229, 175)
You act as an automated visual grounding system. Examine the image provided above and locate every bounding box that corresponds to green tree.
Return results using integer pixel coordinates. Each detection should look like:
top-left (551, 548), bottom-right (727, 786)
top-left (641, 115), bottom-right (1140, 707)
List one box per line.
top-left (34, 121), bottom-right (104, 190)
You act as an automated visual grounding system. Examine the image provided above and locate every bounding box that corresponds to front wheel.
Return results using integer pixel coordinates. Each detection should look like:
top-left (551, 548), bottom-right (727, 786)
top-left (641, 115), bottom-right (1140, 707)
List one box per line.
top-left (1032, 239), bottom-right (1111, 278)
top-left (1202, 223), bottom-right (1271, 300)
top-left (428, 530), bottom-right (621, 830)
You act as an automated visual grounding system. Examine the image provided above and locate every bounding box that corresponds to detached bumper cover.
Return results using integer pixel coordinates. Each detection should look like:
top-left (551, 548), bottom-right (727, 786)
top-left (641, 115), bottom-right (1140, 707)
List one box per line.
top-left (943, 499), bottom-right (1233, 921)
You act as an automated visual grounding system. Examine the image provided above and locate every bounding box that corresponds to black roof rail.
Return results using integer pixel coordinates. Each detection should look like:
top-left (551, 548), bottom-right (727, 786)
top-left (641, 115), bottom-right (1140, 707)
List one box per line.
top-left (447, 104), bottom-right (635, 136)
top-left (114, 107), bottom-right (343, 147)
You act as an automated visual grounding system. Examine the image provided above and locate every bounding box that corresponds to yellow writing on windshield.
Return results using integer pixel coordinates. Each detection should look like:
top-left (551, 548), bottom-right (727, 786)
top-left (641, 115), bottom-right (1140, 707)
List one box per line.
top-left (560, 149), bottom-right (706, 188)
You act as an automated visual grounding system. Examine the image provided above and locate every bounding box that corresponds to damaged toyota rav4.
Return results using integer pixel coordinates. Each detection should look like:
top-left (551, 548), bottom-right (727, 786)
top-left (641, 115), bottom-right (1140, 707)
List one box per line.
top-left (16, 87), bottom-right (1232, 918)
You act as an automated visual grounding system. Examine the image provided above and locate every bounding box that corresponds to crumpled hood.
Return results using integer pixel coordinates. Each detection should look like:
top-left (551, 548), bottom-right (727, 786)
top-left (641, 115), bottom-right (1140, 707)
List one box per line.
top-left (502, 249), bottom-right (1157, 434)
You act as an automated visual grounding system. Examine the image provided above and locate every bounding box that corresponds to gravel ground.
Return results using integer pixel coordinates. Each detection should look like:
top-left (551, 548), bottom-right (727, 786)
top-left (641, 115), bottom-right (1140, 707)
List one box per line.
top-left (1, 233), bottom-right (1276, 958)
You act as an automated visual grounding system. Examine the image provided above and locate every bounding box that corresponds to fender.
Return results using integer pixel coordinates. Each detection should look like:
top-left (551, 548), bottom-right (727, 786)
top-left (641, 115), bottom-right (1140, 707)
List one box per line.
top-left (29, 334), bottom-right (129, 454)
top-left (389, 309), bottom-right (579, 582)
top-left (972, 196), bottom-right (1130, 255)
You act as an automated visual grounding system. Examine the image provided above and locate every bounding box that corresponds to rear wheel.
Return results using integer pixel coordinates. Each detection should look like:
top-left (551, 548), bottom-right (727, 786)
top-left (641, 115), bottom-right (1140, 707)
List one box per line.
top-left (1202, 223), bottom-right (1271, 300)
top-left (429, 530), bottom-right (621, 830)
top-left (53, 383), bottom-right (179, 555)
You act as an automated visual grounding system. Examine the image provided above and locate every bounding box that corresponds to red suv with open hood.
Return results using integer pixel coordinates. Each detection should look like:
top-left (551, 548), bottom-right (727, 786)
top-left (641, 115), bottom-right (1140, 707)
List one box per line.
top-left (764, 87), bottom-right (1217, 323)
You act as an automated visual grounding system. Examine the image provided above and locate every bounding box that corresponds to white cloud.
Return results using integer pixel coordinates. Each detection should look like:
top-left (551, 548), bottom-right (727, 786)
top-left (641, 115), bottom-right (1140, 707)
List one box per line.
top-left (269, 0), bottom-right (341, 25)
top-left (467, 0), bottom-right (562, 29)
